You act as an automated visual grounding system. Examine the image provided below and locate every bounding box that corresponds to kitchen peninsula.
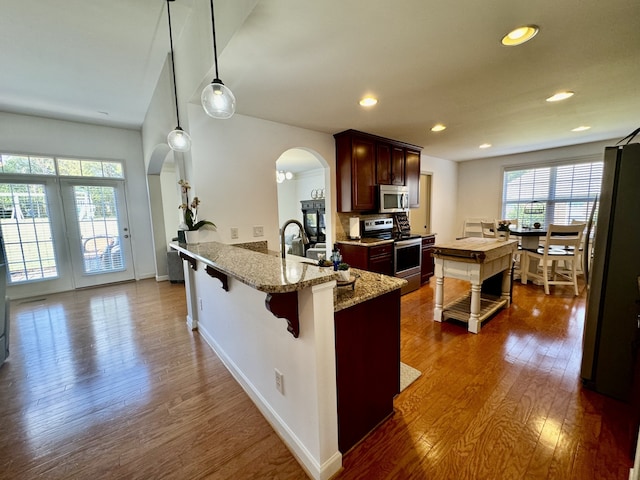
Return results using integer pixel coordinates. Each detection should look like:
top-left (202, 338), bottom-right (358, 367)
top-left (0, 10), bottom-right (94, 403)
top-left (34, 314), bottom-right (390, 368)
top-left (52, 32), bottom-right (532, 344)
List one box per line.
top-left (170, 240), bottom-right (405, 480)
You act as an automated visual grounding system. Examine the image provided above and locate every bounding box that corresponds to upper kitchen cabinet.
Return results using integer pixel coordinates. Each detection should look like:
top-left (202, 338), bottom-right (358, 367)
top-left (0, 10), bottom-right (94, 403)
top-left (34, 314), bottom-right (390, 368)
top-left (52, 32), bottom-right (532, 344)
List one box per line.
top-left (335, 131), bottom-right (377, 212)
top-left (376, 145), bottom-right (405, 186)
top-left (335, 130), bottom-right (422, 213)
top-left (405, 149), bottom-right (420, 208)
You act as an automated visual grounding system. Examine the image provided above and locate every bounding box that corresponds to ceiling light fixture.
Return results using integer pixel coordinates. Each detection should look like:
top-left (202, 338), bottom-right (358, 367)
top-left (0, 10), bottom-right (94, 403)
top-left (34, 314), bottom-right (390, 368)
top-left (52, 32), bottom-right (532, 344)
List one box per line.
top-left (501, 25), bottom-right (539, 46)
top-left (572, 125), bottom-right (591, 132)
top-left (359, 97), bottom-right (378, 107)
top-left (431, 124), bottom-right (446, 132)
top-left (276, 170), bottom-right (294, 183)
top-left (201, 0), bottom-right (236, 119)
top-left (165, 0), bottom-right (191, 152)
top-left (546, 91), bottom-right (574, 102)
top-left (479, 143), bottom-right (492, 149)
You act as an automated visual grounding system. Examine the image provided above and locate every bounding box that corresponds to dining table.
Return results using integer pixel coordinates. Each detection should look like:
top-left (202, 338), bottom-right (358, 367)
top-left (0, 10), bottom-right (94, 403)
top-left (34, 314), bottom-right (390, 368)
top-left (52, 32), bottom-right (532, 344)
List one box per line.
top-left (509, 226), bottom-right (547, 250)
top-left (510, 226), bottom-right (548, 284)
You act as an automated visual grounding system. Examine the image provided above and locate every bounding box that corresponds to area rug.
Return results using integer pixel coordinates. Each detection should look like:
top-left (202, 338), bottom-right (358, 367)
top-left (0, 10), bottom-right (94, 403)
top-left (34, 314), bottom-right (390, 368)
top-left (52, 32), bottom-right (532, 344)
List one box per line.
top-left (400, 362), bottom-right (422, 392)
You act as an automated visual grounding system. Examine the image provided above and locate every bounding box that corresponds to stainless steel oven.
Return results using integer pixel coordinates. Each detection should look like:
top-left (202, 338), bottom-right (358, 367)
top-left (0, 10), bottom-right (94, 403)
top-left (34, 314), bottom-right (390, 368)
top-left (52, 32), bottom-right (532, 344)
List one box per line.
top-left (394, 237), bottom-right (422, 294)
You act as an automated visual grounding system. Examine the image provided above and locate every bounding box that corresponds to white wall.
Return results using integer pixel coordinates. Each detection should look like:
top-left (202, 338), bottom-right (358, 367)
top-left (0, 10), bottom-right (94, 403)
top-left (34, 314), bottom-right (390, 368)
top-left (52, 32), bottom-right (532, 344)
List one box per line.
top-left (186, 107), bottom-right (335, 250)
top-left (421, 153), bottom-right (459, 242)
top-left (455, 138), bottom-right (616, 235)
top-left (0, 112), bottom-right (157, 285)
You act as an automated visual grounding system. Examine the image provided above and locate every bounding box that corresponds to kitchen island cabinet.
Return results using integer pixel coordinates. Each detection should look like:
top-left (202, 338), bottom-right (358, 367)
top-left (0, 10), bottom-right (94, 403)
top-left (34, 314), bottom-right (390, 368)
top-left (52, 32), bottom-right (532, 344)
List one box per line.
top-left (334, 288), bottom-right (400, 453)
top-left (170, 241), bottom-right (405, 477)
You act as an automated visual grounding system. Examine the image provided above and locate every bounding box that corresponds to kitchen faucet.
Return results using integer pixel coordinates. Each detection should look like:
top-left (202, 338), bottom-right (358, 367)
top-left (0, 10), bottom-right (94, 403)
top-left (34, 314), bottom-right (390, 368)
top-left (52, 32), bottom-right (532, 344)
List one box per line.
top-left (280, 219), bottom-right (309, 259)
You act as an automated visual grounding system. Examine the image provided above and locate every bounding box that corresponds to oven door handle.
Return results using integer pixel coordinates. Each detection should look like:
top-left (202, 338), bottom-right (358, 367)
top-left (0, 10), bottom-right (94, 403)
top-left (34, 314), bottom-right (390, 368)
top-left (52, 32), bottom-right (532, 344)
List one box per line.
top-left (394, 238), bottom-right (421, 248)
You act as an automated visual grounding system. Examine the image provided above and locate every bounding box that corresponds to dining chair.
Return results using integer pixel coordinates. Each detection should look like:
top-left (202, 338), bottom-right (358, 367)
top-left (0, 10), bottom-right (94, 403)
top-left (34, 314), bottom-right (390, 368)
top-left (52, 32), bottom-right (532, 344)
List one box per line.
top-left (480, 221), bottom-right (497, 238)
top-left (495, 218), bottom-right (521, 277)
top-left (521, 223), bottom-right (586, 295)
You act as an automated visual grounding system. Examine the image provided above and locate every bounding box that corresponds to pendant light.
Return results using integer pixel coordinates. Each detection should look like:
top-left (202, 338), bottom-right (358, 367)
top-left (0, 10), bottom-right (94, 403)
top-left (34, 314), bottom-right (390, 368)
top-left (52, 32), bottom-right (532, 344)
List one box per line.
top-left (166, 0), bottom-right (192, 152)
top-left (201, 0), bottom-right (236, 119)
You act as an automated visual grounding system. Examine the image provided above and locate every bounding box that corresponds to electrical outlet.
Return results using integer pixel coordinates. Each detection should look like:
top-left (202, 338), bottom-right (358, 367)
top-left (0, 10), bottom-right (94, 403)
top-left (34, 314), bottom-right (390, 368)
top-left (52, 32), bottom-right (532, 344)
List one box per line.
top-left (274, 368), bottom-right (284, 394)
top-left (253, 225), bottom-right (264, 237)
top-left (230, 227), bottom-right (239, 239)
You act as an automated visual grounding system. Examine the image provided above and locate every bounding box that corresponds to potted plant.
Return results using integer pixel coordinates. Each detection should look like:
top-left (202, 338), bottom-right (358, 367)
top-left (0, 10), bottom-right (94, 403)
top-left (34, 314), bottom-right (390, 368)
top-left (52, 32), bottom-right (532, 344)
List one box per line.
top-left (178, 179), bottom-right (216, 243)
top-left (496, 220), bottom-right (511, 241)
top-left (337, 262), bottom-right (351, 281)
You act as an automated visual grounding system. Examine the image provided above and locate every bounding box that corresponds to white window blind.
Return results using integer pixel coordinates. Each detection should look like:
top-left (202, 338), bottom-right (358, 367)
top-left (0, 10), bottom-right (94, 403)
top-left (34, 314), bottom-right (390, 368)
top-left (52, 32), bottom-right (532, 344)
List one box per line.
top-left (502, 160), bottom-right (603, 227)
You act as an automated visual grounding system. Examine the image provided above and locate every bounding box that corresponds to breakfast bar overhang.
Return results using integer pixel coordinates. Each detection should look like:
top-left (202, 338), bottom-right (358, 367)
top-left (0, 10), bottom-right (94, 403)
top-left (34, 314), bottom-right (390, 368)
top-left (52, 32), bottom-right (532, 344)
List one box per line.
top-left (432, 238), bottom-right (518, 333)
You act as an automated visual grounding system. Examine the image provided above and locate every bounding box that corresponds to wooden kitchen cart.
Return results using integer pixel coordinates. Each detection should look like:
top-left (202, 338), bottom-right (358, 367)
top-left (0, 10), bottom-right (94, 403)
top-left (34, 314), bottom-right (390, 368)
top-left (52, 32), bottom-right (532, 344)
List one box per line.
top-left (432, 238), bottom-right (518, 333)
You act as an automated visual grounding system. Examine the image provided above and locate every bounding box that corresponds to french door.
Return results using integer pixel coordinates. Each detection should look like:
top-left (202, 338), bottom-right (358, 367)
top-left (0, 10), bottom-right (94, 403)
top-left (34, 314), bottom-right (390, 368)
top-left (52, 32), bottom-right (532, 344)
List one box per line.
top-left (0, 177), bottom-right (134, 297)
top-left (60, 179), bottom-right (134, 288)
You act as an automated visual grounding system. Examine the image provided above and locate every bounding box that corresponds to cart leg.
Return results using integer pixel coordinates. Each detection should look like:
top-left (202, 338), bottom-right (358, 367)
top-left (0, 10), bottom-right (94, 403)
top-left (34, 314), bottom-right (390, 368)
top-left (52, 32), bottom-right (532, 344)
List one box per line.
top-left (434, 276), bottom-right (444, 321)
top-left (468, 283), bottom-right (481, 333)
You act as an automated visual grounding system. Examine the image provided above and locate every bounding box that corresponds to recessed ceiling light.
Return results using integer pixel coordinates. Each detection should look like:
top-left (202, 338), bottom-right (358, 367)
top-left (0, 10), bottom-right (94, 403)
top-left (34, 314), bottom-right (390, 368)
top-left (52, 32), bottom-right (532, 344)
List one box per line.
top-left (359, 97), bottom-right (378, 107)
top-left (501, 25), bottom-right (539, 46)
top-left (431, 124), bottom-right (446, 132)
top-left (546, 91), bottom-right (574, 102)
top-left (479, 143), bottom-right (492, 149)
top-left (572, 126), bottom-right (591, 132)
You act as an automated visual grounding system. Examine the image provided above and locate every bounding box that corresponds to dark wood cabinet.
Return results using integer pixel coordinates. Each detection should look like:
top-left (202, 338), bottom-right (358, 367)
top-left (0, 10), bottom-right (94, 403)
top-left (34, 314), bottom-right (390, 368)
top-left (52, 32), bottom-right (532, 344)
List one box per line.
top-left (334, 289), bottom-right (400, 453)
top-left (406, 149), bottom-right (421, 208)
top-left (337, 242), bottom-right (393, 276)
top-left (335, 132), bottom-right (377, 212)
top-left (421, 234), bottom-right (435, 284)
top-left (376, 144), bottom-right (405, 186)
top-left (335, 129), bottom-right (422, 212)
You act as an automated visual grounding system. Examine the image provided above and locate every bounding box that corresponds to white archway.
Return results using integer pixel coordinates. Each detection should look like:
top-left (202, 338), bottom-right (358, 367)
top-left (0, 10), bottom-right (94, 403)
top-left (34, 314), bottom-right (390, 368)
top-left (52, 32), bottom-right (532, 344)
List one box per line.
top-left (146, 144), bottom-right (186, 279)
top-left (275, 147), bottom-right (333, 259)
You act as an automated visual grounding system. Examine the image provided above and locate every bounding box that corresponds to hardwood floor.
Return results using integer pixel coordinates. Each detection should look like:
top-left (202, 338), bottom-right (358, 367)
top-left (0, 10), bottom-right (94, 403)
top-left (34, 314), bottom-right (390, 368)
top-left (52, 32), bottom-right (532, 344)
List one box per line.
top-left (0, 278), bottom-right (634, 479)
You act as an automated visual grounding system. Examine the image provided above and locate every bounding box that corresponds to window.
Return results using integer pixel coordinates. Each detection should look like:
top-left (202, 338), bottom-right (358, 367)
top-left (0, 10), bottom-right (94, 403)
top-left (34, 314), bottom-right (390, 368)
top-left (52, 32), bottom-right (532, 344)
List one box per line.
top-left (0, 152), bottom-right (126, 285)
top-left (502, 160), bottom-right (603, 227)
top-left (0, 183), bottom-right (58, 282)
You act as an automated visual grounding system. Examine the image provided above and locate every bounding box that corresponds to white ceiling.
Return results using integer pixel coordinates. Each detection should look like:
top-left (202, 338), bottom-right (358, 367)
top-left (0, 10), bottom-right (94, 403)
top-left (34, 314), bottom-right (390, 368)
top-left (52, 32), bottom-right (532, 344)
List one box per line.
top-left (2, 0), bottom-right (639, 161)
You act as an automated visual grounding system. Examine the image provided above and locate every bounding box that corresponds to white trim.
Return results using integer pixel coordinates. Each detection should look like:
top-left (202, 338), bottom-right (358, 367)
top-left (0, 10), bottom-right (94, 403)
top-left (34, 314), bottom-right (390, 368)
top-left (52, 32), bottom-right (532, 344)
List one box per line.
top-left (197, 321), bottom-right (342, 480)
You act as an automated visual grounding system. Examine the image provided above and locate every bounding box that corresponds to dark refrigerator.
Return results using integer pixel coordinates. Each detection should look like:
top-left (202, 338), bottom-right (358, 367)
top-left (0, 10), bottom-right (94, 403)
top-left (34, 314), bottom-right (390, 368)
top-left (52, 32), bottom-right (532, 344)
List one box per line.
top-left (580, 142), bottom-right (640, 401)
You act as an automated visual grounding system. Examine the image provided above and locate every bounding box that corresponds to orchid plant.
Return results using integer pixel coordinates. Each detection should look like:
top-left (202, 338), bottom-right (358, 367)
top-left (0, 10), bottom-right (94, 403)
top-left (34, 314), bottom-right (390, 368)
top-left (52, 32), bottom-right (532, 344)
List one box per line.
top-left (497, 220), bottom-right (512, 232)
top-left (178, 179), bottom-right (216, 231)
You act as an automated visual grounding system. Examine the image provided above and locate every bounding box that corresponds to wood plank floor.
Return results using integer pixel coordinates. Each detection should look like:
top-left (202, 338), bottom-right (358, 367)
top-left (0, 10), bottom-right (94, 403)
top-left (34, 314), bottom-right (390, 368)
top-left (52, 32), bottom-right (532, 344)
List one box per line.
top-left (0, 278), bottom-right (634, 479)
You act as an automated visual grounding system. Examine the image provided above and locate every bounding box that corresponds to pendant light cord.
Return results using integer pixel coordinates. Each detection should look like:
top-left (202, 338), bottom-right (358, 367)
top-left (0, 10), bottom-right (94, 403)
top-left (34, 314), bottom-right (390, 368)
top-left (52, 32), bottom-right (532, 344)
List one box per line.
top-left (166, 0), bottom-right (181, 128)
top-left (209, 0), bottom-right (220, 80)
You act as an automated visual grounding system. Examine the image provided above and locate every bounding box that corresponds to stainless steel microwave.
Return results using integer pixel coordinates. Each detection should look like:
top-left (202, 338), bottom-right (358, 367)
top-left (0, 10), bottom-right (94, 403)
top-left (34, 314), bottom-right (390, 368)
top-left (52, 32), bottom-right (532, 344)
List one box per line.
top-left (378, 185), bottom-right (409, 213)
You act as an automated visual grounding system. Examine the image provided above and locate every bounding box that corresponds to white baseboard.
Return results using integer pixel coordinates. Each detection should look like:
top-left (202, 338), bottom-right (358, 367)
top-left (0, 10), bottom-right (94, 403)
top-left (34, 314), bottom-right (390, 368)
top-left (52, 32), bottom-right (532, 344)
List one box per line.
top-left (197, 323), bottom-right (342, 480)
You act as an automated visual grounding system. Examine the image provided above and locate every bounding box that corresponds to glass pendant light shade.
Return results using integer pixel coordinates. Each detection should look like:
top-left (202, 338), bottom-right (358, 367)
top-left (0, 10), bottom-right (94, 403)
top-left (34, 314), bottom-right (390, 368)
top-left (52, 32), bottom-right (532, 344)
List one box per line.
top-left (201, 79), bottom-right (236, 119)
top-left (167, 127), bottom-right (192, 152)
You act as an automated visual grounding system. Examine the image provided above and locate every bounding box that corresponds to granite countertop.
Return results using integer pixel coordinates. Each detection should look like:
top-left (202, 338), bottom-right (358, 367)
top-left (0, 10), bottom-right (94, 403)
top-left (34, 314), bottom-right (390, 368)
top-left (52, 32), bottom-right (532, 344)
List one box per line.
top-left (170, 241), bottom-right (405, 311)
top-left (334, 268), bottom-right (406, 312)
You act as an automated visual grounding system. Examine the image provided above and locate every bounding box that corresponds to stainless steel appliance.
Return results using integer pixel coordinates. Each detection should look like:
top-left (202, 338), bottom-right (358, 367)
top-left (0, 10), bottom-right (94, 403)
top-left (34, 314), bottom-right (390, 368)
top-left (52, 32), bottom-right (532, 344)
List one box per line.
top-left (0, 227), bottom-right (8, 366)
top-left (378, 185), bottom-right (409, 214)
top-left (362, 217), bottom-right (422, 294)
top-left (580, 142), bottom-right (640, 400)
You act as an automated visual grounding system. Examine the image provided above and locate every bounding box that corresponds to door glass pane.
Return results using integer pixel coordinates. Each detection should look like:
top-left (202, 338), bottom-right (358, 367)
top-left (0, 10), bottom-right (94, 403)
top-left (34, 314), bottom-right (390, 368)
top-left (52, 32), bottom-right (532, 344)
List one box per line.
top-left (73, 185), bottom-right (124, 274)
top-left (0, 183), bottom-right (58, 283)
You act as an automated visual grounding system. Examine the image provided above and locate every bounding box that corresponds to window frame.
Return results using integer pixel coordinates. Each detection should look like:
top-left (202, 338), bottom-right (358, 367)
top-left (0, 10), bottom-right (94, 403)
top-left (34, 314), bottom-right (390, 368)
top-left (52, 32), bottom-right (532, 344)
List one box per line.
top-left (501, 155), bottom-right (603, 228)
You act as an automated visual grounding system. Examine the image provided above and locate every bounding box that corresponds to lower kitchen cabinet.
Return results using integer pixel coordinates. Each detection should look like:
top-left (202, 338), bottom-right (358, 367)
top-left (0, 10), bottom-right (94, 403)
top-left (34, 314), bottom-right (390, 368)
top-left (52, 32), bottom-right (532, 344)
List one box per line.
top-left (337, 242), bottom-right (393, 276)
top-left (421, 235), bottom-right (435, 284)
top-left (334, 289), bottom-right (400, 453)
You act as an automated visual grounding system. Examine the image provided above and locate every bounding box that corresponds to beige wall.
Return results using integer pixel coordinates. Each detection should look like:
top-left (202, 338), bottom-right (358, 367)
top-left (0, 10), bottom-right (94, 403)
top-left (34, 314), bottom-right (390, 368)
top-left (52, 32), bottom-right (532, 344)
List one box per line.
top-left (455, 138), bottom-right (616, 238)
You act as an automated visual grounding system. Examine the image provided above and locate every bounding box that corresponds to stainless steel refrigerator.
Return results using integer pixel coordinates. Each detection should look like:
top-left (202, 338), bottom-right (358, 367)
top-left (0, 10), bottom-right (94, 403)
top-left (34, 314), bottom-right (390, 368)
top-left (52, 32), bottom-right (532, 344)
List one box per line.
top-left (580, 142), bottom-right (640, 401)
top-left (0, 228), bottom-right (8, 365)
